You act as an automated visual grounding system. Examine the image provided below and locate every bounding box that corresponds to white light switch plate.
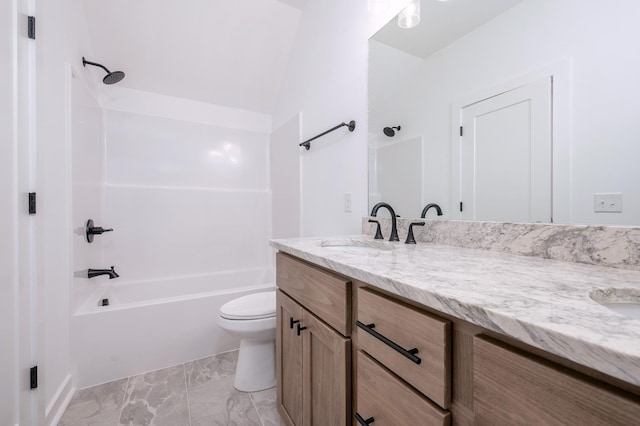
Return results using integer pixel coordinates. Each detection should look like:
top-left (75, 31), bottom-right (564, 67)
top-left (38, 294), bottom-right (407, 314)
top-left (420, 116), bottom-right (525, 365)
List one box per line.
top-left (344, 193), bottom-right (352, 212)
top-left (594, 193), bottom-right (623, 212)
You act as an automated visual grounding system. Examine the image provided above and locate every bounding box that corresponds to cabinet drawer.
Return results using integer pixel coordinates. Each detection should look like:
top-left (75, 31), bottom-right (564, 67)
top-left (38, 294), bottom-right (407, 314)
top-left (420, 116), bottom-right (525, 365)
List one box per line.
top-left (357, 287), bottom-right (451, 408)
top-left (276, 252), bottom-right (351, 336)
top-left (356, 350), bottom-right (450, 426)
top-left (474, 335), bottom-right (640, 425)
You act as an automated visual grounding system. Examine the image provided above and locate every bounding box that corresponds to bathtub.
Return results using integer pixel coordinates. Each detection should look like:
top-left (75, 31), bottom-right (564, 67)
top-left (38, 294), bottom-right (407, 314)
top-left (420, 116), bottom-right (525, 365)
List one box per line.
top-left (72, 268), bottom-right (274, 388)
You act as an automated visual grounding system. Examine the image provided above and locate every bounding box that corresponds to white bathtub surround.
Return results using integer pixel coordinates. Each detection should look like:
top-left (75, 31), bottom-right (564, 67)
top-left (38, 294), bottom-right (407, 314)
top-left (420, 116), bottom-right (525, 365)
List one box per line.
top-left (364, 217), bottom-right (640, 271)
top-left (270, 235), bottom-right (640, 387)
top-left (68, 100), bottom-right (276, 389)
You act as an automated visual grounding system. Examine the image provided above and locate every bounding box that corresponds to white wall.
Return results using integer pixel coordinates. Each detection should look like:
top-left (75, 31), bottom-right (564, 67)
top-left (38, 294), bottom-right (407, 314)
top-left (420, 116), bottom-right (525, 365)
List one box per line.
top-left (272, 2), bottom-right (361, 237)
top-left (270, 113), bottom-right (301, 240)
top-left (272, 0), bottom-right (410, 237)
top-left (371, 0), bottom-right (640, 225)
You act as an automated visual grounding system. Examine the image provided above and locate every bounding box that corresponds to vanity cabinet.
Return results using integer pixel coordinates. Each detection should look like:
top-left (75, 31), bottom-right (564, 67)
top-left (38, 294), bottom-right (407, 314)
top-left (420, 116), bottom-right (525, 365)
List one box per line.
top-left (275, 253), bottom-right (352, 426)
top-left (275, 251), bottom-right (640, 426)
top-left (473, 335), bottom-right (640, 425)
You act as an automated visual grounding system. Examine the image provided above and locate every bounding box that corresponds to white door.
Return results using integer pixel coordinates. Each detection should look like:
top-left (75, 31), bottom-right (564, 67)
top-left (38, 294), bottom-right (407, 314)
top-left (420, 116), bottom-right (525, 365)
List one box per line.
top-left (459, 77), bottom-right (552, 223)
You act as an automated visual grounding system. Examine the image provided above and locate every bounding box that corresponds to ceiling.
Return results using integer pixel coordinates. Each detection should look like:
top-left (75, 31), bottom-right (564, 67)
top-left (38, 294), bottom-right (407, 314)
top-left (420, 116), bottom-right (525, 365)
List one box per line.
top-left (81, 0), bottom-right (304, 113)
top-left (373, 0), bottom-right (524, 58)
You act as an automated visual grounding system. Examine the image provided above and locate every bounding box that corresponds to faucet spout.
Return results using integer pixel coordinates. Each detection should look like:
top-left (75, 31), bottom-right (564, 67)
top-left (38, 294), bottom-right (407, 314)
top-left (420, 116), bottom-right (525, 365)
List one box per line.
top-left (88, 266), bottom-right (119, 280)
top-left (421, 203), bottom-right (443, 218)
top-left (370, 202), bottom-right (399, 242)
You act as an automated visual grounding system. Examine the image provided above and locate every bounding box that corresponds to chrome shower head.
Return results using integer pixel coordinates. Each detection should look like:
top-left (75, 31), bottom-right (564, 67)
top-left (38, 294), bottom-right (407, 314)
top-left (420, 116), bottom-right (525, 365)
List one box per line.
top-left (82, 57), bottom-right (126, 85)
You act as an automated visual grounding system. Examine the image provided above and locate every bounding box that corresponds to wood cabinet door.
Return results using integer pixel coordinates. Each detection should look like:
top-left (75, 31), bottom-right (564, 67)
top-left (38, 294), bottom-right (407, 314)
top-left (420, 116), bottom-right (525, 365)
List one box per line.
top-left (302, 310), bottom-right (351, 426)
top-left (277, 290), bottom-right (304, 426)
top-left (474, 335), bottom-right (640, 425)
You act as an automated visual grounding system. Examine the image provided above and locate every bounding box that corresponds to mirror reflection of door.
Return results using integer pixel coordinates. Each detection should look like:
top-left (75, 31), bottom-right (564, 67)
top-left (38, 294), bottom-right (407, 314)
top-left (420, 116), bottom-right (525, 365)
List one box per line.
top-left (459, 77), bottom-right (552, 223)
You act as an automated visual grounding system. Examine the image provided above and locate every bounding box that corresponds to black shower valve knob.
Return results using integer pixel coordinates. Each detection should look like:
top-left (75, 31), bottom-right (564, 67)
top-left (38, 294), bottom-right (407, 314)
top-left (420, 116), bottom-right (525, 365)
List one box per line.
top-left (85, 219), bottom-right (114, 243)
top-left (88, 226), bottom-right (113, 235)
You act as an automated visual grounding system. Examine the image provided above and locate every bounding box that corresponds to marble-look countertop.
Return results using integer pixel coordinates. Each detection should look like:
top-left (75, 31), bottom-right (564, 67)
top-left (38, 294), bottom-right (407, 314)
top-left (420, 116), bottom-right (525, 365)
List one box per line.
top-left (270, 235), bottom-right (640, 387)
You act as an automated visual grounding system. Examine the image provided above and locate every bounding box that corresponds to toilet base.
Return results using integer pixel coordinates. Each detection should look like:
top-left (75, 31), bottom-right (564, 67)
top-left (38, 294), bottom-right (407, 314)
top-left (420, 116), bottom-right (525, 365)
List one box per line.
top-left (234, 338), bottom-right (276, 392)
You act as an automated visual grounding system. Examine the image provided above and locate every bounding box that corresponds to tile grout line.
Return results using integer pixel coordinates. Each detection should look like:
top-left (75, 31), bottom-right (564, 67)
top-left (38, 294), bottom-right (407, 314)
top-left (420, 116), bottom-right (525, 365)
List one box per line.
top-left (248, 392), bottom-right (266, 426)
top-left (116, 376), bottom-right (131, 426)
top-left (183, 363), bottom-right (193, 426)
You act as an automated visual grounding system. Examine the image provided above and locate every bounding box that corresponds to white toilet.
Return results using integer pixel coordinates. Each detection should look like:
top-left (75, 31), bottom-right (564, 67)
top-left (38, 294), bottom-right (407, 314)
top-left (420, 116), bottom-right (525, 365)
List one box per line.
top-left (218, 290), bottom-right (277, 392)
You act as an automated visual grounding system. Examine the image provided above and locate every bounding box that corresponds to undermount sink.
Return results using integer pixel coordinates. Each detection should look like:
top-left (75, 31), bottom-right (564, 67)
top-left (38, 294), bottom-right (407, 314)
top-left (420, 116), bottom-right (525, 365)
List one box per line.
top-left (319, 238), bottom-right (394, 253)
top-left (589, 288), bottom-right (640, 320)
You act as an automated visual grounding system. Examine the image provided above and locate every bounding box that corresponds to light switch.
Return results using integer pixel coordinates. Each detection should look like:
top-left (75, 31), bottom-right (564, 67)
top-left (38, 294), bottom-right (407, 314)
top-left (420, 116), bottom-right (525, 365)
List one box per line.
top-left (344, 193), bottom-right (352, 212)
top-left (594, 193), bottom-right (622, 213)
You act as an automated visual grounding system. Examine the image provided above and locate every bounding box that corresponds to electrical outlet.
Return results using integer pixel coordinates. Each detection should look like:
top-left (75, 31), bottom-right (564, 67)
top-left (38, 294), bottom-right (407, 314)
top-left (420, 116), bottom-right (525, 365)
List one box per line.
top-left (594, 193), bottom-right (623, 213)
top-left (344, 193), bottom-right (352, 212)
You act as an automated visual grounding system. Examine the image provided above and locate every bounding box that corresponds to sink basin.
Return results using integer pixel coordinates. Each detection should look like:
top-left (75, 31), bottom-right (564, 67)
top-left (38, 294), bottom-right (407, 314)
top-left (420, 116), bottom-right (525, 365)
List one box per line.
top-left (589, 288), bottom-right (640, 320)
top-left (319, 238), bottom-right (394, 253)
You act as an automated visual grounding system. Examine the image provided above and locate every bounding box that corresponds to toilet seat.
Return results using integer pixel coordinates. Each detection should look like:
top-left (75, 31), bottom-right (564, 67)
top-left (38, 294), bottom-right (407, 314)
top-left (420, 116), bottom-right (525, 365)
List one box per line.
top-left (220, 291), bottom-right (276, 320)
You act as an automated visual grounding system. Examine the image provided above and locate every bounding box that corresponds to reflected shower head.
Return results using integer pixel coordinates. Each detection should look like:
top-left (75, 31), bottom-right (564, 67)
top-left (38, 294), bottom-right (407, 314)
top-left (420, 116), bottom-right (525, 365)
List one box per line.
top-left (383, 126), bottom-right (401, 137)
top-left (82, 57), bottom-right (126, 85)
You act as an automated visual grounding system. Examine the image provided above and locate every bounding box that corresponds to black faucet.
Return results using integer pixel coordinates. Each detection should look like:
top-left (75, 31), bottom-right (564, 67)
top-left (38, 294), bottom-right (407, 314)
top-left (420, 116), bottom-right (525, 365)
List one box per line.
top-left (370, 202), bottom-right (399, 242)
top-left (405, 222), bottom-right (425, 244)
top-left (88, 266), bottom-right (119, 279)
top-left (421, 203), bottom-right (443, 218)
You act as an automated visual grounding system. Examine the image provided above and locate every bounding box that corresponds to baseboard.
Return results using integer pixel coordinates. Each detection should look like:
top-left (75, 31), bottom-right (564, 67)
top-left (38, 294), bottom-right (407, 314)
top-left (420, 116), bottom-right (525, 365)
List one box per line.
top-left (45, 374), bottom-right (75, 426)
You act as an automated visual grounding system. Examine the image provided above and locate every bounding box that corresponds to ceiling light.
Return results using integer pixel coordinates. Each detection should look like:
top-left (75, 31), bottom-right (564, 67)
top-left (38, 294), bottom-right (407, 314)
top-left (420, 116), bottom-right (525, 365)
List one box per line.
top-left (398, 0), bottom-right (421, 29)
top-left (367, 0), bottom-right (390, 14)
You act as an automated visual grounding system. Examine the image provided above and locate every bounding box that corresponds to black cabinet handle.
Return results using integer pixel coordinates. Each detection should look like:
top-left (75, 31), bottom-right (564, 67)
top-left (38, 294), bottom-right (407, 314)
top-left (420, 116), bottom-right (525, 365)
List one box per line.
top-left (296, 323), bottom-right (307, 336)
top-left (356, 320), bottom-right (421, 365)
top-left (355, 413), bottom-right (375, 425)
top-left (289, 317), bottom-right (300, 329)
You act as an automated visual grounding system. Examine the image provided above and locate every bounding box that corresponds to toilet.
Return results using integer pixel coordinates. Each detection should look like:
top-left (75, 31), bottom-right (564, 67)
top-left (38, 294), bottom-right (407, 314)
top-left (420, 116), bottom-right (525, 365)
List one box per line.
top-left (218, 290), bottom-right (277, 392)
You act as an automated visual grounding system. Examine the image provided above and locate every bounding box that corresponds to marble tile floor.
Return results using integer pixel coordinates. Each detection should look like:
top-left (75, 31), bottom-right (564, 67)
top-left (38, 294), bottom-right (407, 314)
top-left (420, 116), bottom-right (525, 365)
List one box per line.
top-left (58, 350), bottom-right (285, 426)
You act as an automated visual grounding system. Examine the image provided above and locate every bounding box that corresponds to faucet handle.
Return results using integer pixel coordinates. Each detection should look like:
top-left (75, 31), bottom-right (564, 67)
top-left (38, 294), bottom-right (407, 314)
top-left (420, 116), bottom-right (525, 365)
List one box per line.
top-left (368, 219), bottom-right (384, 240)
top-left (405, 222), bottom-right (425, 244)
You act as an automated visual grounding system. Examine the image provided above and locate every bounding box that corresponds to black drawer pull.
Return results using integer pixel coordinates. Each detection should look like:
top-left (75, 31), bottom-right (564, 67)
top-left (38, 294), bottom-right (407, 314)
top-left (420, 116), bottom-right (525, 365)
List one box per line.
top-left (355, 413), bottom-right (375, 425)
top-left (356, 320), bottom-right (422, 365)
top-left (289, 317), bottom-right (300, 329)
top-left (296, 323), bottom-right (307, 336)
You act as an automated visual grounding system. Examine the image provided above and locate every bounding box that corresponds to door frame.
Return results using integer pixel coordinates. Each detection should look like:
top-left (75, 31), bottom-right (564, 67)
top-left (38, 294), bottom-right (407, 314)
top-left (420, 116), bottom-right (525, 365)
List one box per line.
top-left (451, 59), bottom-right (571, 223)
top-left (1, 0), bottom-right (37, 425)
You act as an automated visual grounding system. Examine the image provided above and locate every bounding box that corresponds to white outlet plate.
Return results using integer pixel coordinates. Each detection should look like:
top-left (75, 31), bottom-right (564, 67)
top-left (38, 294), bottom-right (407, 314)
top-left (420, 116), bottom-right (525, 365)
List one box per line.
top-left (344, 193), bottom-right (352, 212)
top-left (594, 193), bottom-right (623, 213)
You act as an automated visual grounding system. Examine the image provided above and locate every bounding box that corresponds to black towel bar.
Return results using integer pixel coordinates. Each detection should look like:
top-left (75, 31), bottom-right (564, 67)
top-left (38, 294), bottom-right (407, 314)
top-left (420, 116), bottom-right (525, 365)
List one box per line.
top-left (299, 120), bottom-right (356, 150)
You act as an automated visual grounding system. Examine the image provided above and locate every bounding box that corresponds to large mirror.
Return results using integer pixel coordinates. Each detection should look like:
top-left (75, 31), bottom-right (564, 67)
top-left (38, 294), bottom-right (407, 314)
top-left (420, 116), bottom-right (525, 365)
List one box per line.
top-left (368, 0), bottom-right (640, 226)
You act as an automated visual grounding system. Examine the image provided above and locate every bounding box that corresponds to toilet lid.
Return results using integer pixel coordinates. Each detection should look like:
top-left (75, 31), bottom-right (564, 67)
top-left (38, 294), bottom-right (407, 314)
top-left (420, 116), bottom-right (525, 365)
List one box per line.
top-left (220, 291), bottom-right (276, 320)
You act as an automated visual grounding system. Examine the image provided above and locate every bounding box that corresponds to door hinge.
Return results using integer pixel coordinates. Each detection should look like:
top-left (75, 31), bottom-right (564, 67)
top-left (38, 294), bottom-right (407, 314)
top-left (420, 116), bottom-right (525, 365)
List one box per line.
top-left (459, 202), bottom-right (463, 212)
top-left (459, 126), bottom-right (463, 137)
top-left (28, 16), bottom-right (36, 40)
top-left (28, 192), bottom-right (36, 215)
top-left (30, 366), bottom-right (38, 389)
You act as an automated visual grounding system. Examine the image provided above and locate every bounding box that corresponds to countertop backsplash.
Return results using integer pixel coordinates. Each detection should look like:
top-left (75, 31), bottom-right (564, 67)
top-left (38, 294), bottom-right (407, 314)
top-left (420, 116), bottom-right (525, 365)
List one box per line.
top-left (363, 217), bottom-right (640, 271)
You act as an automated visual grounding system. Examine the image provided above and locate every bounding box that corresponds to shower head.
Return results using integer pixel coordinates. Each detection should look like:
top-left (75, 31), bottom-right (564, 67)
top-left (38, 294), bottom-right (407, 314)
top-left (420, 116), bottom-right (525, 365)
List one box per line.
top-left (82, 57), bottom-right (126, 85)
top-left (383, 126), bottom-right (401, 137)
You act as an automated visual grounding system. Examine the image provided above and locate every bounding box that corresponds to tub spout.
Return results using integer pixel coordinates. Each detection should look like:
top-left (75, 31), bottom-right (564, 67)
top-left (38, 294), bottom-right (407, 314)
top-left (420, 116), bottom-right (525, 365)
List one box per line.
top-left (88, 266), bottom-right (119, 279)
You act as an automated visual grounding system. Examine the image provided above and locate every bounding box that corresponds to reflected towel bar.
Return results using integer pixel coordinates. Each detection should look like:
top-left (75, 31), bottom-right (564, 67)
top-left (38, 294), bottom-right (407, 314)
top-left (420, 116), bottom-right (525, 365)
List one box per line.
top-left (299, 120), bottom-right (356, 150)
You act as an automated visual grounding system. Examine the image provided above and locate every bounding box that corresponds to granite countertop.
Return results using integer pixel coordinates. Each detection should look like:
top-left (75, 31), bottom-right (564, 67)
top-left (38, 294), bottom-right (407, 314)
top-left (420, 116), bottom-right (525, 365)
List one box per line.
top-left (270, 235), bottom-right (640, 387)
